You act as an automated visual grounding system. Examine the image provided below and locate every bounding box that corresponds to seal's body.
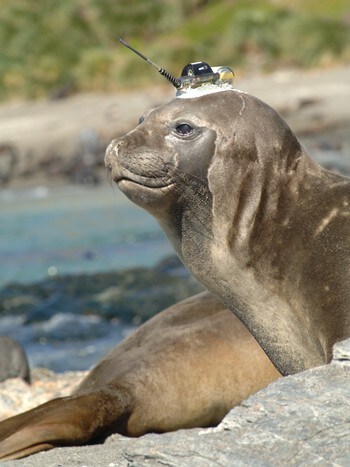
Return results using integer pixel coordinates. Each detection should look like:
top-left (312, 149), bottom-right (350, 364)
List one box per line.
top-left (105, 90), bottom-right (350, 375)
top-left (2, 87), bottom-right (348, 461)
top-left (0, 292), bottom-right (279, 461)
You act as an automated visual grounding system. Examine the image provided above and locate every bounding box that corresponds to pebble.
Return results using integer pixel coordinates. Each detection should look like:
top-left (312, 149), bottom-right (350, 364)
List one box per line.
top-left (0, 368), bottom-right (87, 420)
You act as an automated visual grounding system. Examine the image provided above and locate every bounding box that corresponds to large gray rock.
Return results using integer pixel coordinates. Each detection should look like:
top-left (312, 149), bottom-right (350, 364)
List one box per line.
top-left (4, 339), bottom-right (350, 466)
top-left (0, 337), bottom-right (30, 384)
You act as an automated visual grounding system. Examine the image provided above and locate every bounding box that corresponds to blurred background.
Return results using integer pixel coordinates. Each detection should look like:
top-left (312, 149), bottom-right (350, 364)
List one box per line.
top-left (1, 0), bottom-right (350, 99)
top-left (0, 0), bottom-right (349, 372)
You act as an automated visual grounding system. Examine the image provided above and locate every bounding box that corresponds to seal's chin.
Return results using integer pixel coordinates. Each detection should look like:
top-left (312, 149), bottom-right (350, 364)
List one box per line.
top-left (116, 178), bottom-right (176, 208)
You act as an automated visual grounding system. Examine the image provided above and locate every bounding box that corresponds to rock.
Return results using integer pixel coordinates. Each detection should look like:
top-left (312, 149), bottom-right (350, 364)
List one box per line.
top-left (0, 256), bottom-right (203, 326)
top-left (0, 337), bottom-right (30, 384)
top-left (4, 338), bottom-right (350, 466)
top-left (333, 337), bottom-right (350, 363)
top-left (0, 144), bottom-right (18, 185)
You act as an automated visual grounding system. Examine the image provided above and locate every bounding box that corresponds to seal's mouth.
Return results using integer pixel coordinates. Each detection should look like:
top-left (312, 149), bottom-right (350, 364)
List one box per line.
top-left (116, 176), bottom-right (175, 190)
top-left (113, 170), bottom-right (175, 190)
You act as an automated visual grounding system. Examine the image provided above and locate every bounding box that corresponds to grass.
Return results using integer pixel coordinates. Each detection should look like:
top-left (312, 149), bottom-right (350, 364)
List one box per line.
top-left (0, 0), bottom-right (349, 100)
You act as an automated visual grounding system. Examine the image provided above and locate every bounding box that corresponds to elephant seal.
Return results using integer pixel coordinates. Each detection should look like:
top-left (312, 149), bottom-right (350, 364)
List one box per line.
top-left (105, 89), bottom-right (350, 376)
top-left (0, 337), bottom-right (30, 384)
top-left (0, 292), bottom-right (279, 461)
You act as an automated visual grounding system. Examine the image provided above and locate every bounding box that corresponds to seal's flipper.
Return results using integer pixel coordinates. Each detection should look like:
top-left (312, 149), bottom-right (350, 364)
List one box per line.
top-left (0, 387), bottom-right (133, 461)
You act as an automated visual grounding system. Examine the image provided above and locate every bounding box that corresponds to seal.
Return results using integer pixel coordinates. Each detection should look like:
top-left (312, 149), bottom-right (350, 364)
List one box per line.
top-left (0, 292), bottom-right (279, 461)
top-left (105, 89), bottom-right (350, 376)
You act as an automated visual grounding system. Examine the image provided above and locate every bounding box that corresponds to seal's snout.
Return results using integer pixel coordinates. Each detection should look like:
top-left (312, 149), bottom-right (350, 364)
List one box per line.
top-left (104, 139), bottom-right (123, 174)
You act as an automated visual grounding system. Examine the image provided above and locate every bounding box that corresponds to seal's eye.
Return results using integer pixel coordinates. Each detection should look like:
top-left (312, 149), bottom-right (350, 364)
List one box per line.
top-left (175, 123), bottom-right (193, 136)
top-left (138, 115), bottom-right (145, 125)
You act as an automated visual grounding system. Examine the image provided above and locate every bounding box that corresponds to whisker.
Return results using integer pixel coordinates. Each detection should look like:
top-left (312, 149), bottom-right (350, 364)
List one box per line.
top-left (106, 168), bottom-right (113, 186)
top-left (165, 161), bottom-right (209, 187)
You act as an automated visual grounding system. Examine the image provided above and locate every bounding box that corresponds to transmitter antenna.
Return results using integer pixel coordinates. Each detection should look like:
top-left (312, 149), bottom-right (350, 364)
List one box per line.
top-left (117, 38), bottom-right (181, 89)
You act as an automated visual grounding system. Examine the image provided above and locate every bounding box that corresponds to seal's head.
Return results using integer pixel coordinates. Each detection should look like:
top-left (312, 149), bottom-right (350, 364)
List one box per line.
top-left (105, 89), bottom-right (303, 251)
top-left (106, 89), bottom-right (350, 376)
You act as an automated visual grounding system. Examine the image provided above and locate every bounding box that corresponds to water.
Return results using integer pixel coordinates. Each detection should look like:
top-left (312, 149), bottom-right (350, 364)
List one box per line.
top-left (0, 183), bottom-right (174, 371)
top-left (0, 183), bottom-right (172, 287)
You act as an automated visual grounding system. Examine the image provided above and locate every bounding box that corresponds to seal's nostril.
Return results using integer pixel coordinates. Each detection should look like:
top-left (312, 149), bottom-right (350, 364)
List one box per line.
top-left (105, 140), bottom-right (119, 160)
top-left (114, 141), bottom-right (125, 155)
top-left (111, 140), bottom-right (123, 156)
top-left (104, 139), bottom-right (125, 174)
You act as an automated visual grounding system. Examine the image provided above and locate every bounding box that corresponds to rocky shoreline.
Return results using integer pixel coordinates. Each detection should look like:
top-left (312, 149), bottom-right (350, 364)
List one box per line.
top-left (0, 255), bottom-right (202, 328)
top-left (0, 368), bottom-right (86, 421)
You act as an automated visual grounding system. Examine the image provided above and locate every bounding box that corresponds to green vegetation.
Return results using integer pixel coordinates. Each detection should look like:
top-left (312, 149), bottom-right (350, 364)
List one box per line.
top-left (0, 0), bottom-right (349, 100)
